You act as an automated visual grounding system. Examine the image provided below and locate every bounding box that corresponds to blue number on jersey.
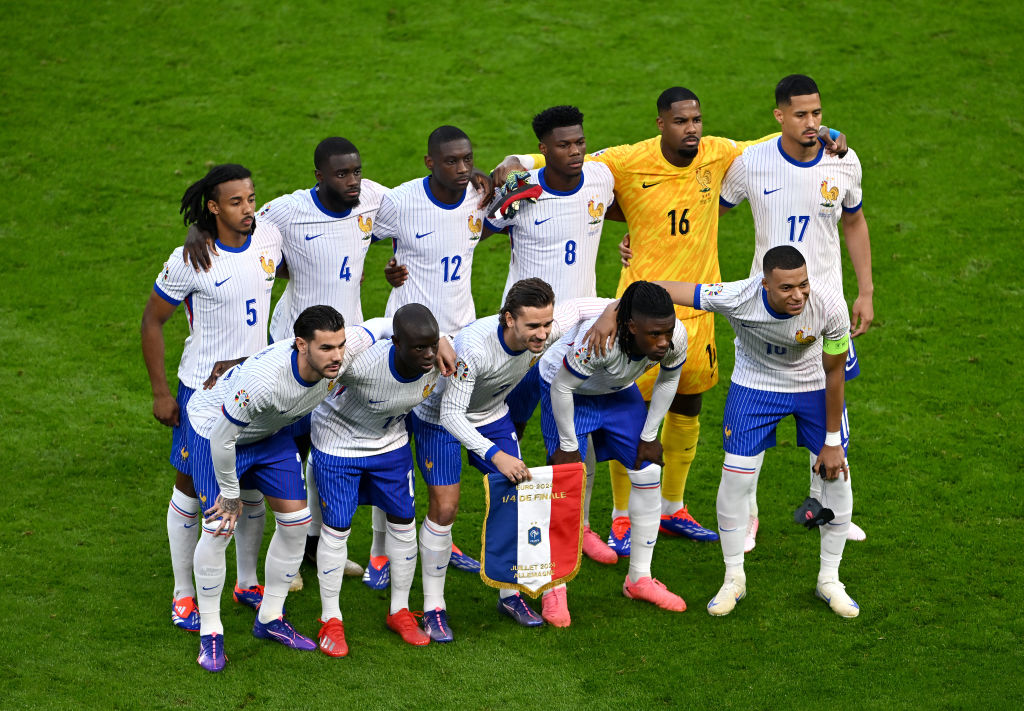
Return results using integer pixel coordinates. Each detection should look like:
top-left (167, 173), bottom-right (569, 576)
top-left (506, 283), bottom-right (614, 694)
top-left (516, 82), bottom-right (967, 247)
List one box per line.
top-left (441, 255), bottom-right (462, 282)
top-left (383, 413), bottom-right (407, 429)
top-left (765, 342), bottom-right (788, 355)
top-left (564, 240), bottom-right (577, 265)
top-left (786, 215), bottom-right (809, 242)
top-left (339, 256), bottom-right (352, 281)
top-left (245, 298), bottom-right (257, 326)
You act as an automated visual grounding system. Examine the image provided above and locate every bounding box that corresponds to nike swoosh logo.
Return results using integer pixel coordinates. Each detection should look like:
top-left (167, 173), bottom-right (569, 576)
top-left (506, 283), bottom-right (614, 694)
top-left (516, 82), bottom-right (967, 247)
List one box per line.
top-left (405, 555), bottom-right (416, 561)
top-left (285, 572), bottom-right (296, 578)
top-left (304, 233), bottom-right (324, 241)
top-left (322, 566), bottom-right (341, 575)
top-left (763, 188), bottom-right (782, 195)
top-left (214, 277), bottom-right (231, 287)
top-left (641, 181), bottom-right (661, 189)
top-left (435, 565), bottom-right (447, 570)
top-left (247, 514), bottom-right (264, 519)
top-left (415, 231), bottom-right (433, 239)
top-left (183, 522), bottom-right (198, 528)
top-left (645, 539), bottom-right (657, 545)
top-left (534, 217), bottom-right (552, 225)
top-left (720, 527), bottom-right (739, 532)
top-left (369, 398), bottom-right (385, 404)
top-left (740, 323), bottom-right (758, 328)
top-left (202, 585), bottom-right (220, 591)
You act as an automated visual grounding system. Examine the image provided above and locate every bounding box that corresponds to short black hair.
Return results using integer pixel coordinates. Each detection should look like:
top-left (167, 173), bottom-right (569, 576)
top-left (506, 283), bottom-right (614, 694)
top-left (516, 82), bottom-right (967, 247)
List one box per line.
top-left (393, 303), bottom-right (439, 341)
top-left (293, 305), bottom-right (345, 344)
top-left (427, 125), bottom-right (470, 155)
top-left (657, 87), bottom-right (700, 112)
top-left (314, 137), bottom-right (359, 170)
top-left (179, 164), bottom-right (252, 233)
top-left (532, 105), bottom-right (584, 140)
top-left (616, 281), bottom-right (676, 352)
top-left (775, 74), bottom-right (819, 106)
top-left (501, 278), bottom-right (555, 321)
top-left (762, 245), bottom-right (807, 274)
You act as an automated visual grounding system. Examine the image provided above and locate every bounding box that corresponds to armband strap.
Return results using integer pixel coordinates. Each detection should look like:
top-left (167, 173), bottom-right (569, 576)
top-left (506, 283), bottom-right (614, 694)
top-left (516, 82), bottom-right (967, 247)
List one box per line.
top-left (824, 431), bottom-right (842, 447)
top-left (822, 333), bottom-right (850, 355)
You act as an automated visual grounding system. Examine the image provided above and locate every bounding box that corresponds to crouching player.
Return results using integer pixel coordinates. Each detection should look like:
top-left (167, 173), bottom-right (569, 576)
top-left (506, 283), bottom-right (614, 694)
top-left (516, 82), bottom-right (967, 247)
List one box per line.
top-left (541, 281), bottom-right (688, 611)
top-left (656, 246), bottom-right (858, 618)
top-left (310, 304), bottom-right (455, 654)
top-left (184, 305), bottom-right (367, 672)
top-left (409, 278), bottom-right (616, 633)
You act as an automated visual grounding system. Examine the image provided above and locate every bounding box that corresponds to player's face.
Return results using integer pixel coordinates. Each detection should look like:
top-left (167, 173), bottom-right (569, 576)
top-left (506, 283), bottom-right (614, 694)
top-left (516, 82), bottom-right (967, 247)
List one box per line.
top-left (208, 178), bottom-right (256, 236)
top-left (628, 315), bottom-right (676, 361)
top-left (763, 266), bottom-right (811, 315)
top-left (774, 94), bottom-right (822, 148)
top-left (505, 304), bottom-right (556, 353)
top-left (540, 126), bottom-right (586, 178)
top-left (315, 152), bottom-right (362, 209)
top-left (657, 101), bottom-right (703, 159)
top-left (298, 328), bottom-right (347, 380)
top-left (425, 139), bottom-right (473, 193)
top-left (396, 333), bottom-right (439, 374)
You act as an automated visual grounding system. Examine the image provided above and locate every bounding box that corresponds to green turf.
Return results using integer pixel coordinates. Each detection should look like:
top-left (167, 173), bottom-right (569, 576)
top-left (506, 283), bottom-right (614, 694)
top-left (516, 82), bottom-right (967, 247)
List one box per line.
top-left (2, 1), bottom-right (1022, 708)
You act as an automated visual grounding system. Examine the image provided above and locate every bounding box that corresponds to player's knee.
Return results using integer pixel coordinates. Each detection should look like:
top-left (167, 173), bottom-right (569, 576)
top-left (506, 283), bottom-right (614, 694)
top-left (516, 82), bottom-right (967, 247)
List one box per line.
top-left (385, 517), bottom-right (416, 542)
top-left (273, 507), bottom-right (312, 541)
top-left (319, 525), bottom-right (350, 550)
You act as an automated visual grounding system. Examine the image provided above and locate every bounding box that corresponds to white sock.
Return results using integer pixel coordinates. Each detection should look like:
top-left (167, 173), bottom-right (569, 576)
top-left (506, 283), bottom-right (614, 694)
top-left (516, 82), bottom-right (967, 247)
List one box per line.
top-left (258, 508), bottom-right (311, 624)
top-left (583, 437), bottom-right (597, 526)
top-left (194, 525), bottom-right (232, 636)
top-left (233, 489), bottom-right (265, 589)
top-left (499, 588), bottom-right (518, 600)
top-left (815, 453), bottom-right (853, 582)
top-left (371, 506), bottom-right (387, 558)
top-left (167, 486), bottom-right (199, 598)
top-left (661, 498), bottom-right (683, 516)
top-left (306, 455), bottom-right (323, 535)
top-left (386, 519), bottom-right (417, 615)
top-left (317, 525), bottom-right (350, 622)
top-left (626, 464), bottom-right (661, 581)
top-left (611, 508), bottom-right (628, 521)
top-left (718, 452), bottom-right (764, 573)
top-left (420, 518), bottom-right (453, 611)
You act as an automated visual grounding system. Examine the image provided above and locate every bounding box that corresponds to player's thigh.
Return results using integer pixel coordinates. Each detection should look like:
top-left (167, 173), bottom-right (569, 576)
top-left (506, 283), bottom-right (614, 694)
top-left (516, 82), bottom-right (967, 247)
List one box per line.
top-left (721, 383), bottom-right (794, 456)
top-left (590, 386), bottom-right (649, 469)
top-left (467, 413), bottom-right (523, 474)
top-left (184, 423), bottom-right (220, 511)
top-left (409, 412), bottom-right (463, 487)
top-left (792, 390), bottom-right (850, 456)
top-left (310, 447), bottom-right (364, 529)
top-left (539, 379), bottom-right (598, 459)
top-left (170, 383), bottom-right (196, 473)
top-left (364, 446), bottom-right (417, 521)
top-left (238, 430), bottom-right (306, 503)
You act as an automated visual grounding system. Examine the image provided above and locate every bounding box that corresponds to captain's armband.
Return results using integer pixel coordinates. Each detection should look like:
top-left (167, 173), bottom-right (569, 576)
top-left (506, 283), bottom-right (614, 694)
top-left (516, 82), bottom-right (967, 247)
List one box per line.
top-left (822, 333), bottom-right (850, 356)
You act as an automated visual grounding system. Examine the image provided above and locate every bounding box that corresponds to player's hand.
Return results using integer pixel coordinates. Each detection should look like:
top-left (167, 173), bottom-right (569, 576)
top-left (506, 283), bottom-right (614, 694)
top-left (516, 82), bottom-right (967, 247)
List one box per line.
top-left (183, 224), bottom-right (217, 272)
top-left (850, 293), bottom-right (874, 337)
top-left (635, 439), bottom-right (664, 469)
top-left (470, 169), bottom-right (495, 209)
top-left (813, 445), bottom-right (848, 481)
top-left (384, 258), bottom-right (409, 287)
top-left (582, 310), bottom-right (617, 357)
top-left (550, 448), bottom-right (582, 466)
top-left (153, 393), bottom-right (180, 427)
top-left (203, 358), bottom-right (244, 389)
top-left (619, 233), bottom-right (633, 267)
top-left (491, 158), bottom-right (528, 188)
top-left (204, 495), bottom-right (241, 536)
top-left (435, 337), bottom-right (456, 376)
top-left (818, 126), bottom-right (849, 158)
top-left (493, 451), bottom-right (532, 483)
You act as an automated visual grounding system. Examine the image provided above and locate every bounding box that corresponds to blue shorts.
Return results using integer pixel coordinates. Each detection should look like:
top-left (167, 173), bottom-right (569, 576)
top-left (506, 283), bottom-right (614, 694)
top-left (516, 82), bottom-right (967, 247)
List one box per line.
top-left (186, 420), bottom-right (306, 510)
top-left (290, 413), bottom-right (312, 440)
top-left (311, 445), bottom-right (415, 528)
top-left (721, 382), bottom-right (850, 457)
top-left (169, 383), bottom-right (195, 473)
top-left (409, 411), bottom-right (522, 486)
top-left (539, 379), bottom-right (653, 469)
top-left (845, 338), bottom-right (861, 381)
top-left (506, 365), bottom-right (541, 425)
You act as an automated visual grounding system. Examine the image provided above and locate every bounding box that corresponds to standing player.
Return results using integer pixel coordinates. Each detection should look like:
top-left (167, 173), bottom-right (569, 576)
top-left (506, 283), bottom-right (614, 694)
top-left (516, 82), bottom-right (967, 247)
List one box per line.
top-left (184, 305), bottom-right (361, 672)
top-left (370, 125), bottom-right (490, 579)
top-left (719, 74), bottom-right (872, 549)
top-left (542, 281), bottom-right (689, 612)
top-left (410, 279), bottom-right (616, 633)
top-left (310, 304), bottom-right (450, 653)
top-left (141, 164), bottom-right (281, 633)
top-left (651, 246), bottom-right (858, 618)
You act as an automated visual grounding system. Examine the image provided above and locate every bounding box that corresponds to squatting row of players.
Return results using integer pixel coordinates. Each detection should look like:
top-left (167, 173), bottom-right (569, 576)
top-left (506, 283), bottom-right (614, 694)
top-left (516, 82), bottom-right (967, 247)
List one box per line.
top-left (140, 75), bottom-right (874, 671)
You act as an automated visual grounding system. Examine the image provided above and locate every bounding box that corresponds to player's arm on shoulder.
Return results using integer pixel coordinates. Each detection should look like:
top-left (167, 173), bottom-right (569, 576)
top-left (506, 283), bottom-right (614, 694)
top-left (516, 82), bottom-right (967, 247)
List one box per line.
top-left (577, 301), bottom-right (619, 357)
top-left (653, 280), bottom-right (700, 310)
top-left (841, 205), bottom-right (873, 337)
top-left (182, 223), bottom-right (218, 272)
top-left (491, 154), bottom-right (542, 185)
top-left (140, 289), bottom-right (181, 427)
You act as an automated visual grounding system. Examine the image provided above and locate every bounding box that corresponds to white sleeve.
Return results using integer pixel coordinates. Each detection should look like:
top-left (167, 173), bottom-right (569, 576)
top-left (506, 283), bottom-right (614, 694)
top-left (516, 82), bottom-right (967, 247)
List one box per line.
top-left (641, 366), bottom-right (681, 442)
top-left (371, 193), bottom-right (399, 241)
top-left (550, 366), bottom-right (585, 451)
top-left (512, 154), bottom-right (537, 170)
top-left (439, 355), bottom-right (498, 461)
top-left (719, 153), bottom-right (748, 208)
top-left (551, 298), bottom-right (615, 341)
top-left (357, 317), bottom-right (394, 341)
top-left (208, 414), bottom-right (246, 500)
top-left (842, 151), bottom-right (863, 212)
top-left (692, 277), bottom-right (758, 316)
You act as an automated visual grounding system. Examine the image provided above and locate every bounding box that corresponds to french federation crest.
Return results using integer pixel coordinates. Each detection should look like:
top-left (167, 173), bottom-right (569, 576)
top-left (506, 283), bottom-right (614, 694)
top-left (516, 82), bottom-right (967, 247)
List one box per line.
top-left (587, 199), bottom-right (604, 224)
top-left (528, 526), bottom-right (542, 546)
top-left (695, 167), bottom-right (712, 192)
top-left (358, 214), bottom-right (373, 239)
top-left (795, 330), bottom-right (816, 344)
top-left (820, 179), bottom-right (839, 208)
top-left (422, 380), bottom-right (436, 397)
top-left (259, 255), bottom-right (276, 281)
top-left (468, 215), bottom-right (482, 240)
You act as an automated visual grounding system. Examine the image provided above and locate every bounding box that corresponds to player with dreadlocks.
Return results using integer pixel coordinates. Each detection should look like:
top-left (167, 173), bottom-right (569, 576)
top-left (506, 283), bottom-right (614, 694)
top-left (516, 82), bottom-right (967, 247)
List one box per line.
top-left (141, 163), bottom-right (284, 633)
top-left (537, 281), bottom-right (690, 612)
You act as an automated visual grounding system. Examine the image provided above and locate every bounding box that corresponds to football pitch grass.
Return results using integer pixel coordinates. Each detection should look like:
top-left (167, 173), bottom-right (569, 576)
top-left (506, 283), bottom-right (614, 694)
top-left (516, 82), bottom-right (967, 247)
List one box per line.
top-left (2, 1), bottom-right (1021, 708)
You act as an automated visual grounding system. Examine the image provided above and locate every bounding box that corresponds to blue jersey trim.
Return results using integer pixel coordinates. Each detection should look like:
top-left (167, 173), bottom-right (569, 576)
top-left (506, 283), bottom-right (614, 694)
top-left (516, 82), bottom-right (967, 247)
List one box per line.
top-left (389, 344), bottom-right (425, 383)
top-left (661, 360), bottom-right (683, 371)
top-left (562, 355), bottom-right (589, 380)
top-left (221, 404), bottom-right (248, 428)
top-left (484, 444), bottom-right (500, 462)
top-left (483, 217), bottom-right (503, 233)
top-left (776, 137), bottom-right (824, 168)
top-left (538, 167), bottom-right (584, 196)
top-left (761, 287), bottom-right (793, 320)
top-left (153, 283), bottom-right (181, 306)
top-left (842, 201), bottom-right (863, 214)
top-left (692, 284), bottom-right (702, 311)
top-left (356, 325), bottom-right (376, 345)
top-left (310, 187), bottom-right (353, 219)
top-left (214, 234), bottom-right (252, 254)
top-left (719, 196), bottom-right (737, 209)
top-left (422, 176), bottom-right (465, 210)
top-left (497, 323), bottom-right (526, 356)
top-left (291, 349), bottom-right (318, 387)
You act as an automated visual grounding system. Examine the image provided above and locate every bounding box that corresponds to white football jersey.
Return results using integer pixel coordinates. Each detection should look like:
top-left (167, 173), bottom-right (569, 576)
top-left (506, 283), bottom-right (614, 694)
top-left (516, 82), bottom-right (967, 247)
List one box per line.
top-left (374, 177), bottom-right (486, 334)
top-left (417, 298), bottom-right (611, 459)
top-left (694, 276), bottom-right (850, 392)
top-left (539, 315), bottom-right (687, 395)
top-left (155, 222), bottom-right (283, 390)
top-left (488, 163), bottom-right (614, 304)
top-left (312, 339), bottom-right (441, 457)
top-left (258, 181), bottom-right (388, 340)
top-left (186, 332), bottom-right (373, 444)
top-left (720, 140), bottom-right (863, 298)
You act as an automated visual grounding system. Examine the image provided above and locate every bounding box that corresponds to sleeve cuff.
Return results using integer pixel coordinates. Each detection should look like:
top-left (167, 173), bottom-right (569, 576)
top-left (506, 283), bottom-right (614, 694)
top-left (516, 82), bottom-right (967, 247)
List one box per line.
top-left (842, 201), bottom-right (863, 214)
top-left (692, 284), bottom-right (702, 311)
top-left (356, 325), bottom-right (375, 344)
top-left (484, 444), bottom-right (500, 462)
top-left (221, 405), bottom-right (248, 428)
top-left (562, 355), bottom-right (589, 380)
top-left (483, 218), bottom-right (503, 233)
top-left (153, 283), bottom-right (181, 306)
top-left (719, 196), bottom-right (736, 209)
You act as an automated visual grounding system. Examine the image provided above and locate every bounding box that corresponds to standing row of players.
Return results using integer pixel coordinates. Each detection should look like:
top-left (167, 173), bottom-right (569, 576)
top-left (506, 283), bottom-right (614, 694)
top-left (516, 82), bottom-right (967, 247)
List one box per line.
top-left (141, 74), bottom-right (874, 671)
